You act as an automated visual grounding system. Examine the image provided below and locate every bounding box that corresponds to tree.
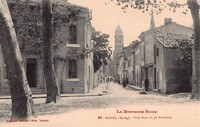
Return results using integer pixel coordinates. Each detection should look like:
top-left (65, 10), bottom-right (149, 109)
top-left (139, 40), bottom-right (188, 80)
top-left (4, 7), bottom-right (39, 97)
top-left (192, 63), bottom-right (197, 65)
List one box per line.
top-left (188, 0), bottom-right (200, 99)
top-left (0, 0), bottom-right (34, 120)
top-left (176, 37), bottom-right (193, 66)
top-left (42, 0), bottom-right (60, 103)
top-left (110, 0), bottom-right (200, 100)
top-left (92, 29), bottom-right (112, 73)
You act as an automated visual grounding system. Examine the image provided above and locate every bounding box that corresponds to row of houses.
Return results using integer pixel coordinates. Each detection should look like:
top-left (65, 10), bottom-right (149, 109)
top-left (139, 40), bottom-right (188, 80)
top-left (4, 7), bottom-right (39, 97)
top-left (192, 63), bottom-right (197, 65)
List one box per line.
top-left (0, 0), bottom-right (98, 95)
top-left (113, 15), bottom-right (193, 94)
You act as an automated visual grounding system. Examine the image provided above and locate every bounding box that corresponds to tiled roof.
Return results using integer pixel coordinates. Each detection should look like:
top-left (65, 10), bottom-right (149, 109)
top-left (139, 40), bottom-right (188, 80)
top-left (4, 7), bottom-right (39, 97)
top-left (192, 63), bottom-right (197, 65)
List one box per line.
top-left (139, 21), bottom-right (193, 48)
top-left (139, 22), bottom-right (193, 39)
top-left (155, 31), bottom-right (192, 48)
top-left (123, 41), bottom-right (140, 58)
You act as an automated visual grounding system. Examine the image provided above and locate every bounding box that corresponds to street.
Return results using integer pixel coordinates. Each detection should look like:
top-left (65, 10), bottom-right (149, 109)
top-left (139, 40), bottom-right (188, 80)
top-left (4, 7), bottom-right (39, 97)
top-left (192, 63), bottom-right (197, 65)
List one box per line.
top-left (1, 82), bottom-right (200, 127)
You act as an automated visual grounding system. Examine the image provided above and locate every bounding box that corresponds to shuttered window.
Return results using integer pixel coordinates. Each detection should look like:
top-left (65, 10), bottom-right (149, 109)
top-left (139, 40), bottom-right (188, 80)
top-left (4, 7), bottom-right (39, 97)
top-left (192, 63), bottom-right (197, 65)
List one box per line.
top-left (68, 59), bottom-right (77, 78)
top-left (69, 25), bottom-right (77, 44)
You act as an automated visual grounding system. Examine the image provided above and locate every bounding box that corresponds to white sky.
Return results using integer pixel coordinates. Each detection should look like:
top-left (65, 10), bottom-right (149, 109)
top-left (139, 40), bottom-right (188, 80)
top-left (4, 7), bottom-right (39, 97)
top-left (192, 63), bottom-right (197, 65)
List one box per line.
top-left (68, 0), bottom-right (192, 50)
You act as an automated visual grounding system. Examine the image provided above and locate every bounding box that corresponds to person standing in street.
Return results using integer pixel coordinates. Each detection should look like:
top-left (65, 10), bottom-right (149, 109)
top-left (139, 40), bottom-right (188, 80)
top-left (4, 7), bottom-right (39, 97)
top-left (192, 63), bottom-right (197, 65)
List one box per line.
top-left (126, 78), bottom-right (129, 86)
top-left (144, 78), bottom-right (149, 91)
top-left (123, 77), bottom-right (126, 88)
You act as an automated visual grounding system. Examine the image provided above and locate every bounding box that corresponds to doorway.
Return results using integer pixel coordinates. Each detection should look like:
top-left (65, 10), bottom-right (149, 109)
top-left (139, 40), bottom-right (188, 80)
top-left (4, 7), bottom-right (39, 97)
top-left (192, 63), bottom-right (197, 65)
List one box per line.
top-left (154, 68), bottom-right (157, 89)
top-left (26, 58), bottom-right (37, 87)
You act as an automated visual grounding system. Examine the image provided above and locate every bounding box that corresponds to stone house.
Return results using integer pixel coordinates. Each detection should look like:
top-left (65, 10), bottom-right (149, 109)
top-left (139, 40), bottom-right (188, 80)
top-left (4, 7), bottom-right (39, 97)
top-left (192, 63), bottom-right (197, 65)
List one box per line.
top-left (122, 45), bottom-right (132, 83)
top-left (117, 54), bottom-right (124, 83)
top-left (139, 29), bottom-right (155, 91)
top-left (154, 21), bottom-right (193, 94)
top-left (132, 41), bottom-right (142, 87)
top-left (121, 40), bottom-right (141, 86)
top-left (139, 16), bottom-right (193, 93)
top-left (0, 0), bottom-right (94, 94)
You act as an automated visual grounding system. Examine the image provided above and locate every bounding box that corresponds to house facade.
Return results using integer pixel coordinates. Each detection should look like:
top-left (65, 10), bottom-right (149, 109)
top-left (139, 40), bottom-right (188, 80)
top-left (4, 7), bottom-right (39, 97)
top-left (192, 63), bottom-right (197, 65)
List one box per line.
top-left (139, 30), bottom-right (155, 90)
top-left (121, 40), bottom-right (141, 86)
top-left (133, 41), bottom-right (142, 87)
top-left (117, 55), bottom-right (124, 83)
top-left (139, 17), bottom-right (193, 93)
top-left (122, 45), bottom-right (132, 83)
top-left (0, 0), bottom-right (94, 95)
top-left (153, 20), bottom-right (193, 94)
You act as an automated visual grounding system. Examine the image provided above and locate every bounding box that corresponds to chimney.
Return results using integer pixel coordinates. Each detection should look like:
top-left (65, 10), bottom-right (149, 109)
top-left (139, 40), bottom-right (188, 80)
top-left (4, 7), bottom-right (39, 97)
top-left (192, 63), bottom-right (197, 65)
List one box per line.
top-left (164, 18), bottom-right (172, 25)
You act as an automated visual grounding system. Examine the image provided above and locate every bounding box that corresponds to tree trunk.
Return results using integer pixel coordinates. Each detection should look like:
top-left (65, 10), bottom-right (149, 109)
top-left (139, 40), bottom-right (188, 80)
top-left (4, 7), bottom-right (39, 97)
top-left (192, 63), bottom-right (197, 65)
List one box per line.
top-left (188, 0), bottom-right (200, 100)
top-left (0, 0), bottom-right (35, 120)
top-left (42, 0), bottom-right (60, 103)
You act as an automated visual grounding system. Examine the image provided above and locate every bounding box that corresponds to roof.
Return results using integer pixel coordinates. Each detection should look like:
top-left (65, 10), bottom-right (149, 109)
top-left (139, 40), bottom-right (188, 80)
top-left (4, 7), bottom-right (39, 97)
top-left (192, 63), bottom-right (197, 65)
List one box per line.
top-left (131, 40), bottom-right (140, 48)
top-left (115, 25), bottom-right (123, 35)
top-left (155, 31), bottom-right (192, 48)
top-left (123, 41), bottom-right (140, 58)
top-left (139, 22), bottom-right (192, 38)
top-left (139, 22), bottom-right (193, 48)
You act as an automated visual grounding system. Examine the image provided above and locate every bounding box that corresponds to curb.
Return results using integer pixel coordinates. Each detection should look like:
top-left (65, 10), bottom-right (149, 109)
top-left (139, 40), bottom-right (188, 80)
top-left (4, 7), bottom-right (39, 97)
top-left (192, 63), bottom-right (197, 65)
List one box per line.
top-left (0, 93), bottom-right (107, 100)
top-left (127, 85), bottom-right (143, 91)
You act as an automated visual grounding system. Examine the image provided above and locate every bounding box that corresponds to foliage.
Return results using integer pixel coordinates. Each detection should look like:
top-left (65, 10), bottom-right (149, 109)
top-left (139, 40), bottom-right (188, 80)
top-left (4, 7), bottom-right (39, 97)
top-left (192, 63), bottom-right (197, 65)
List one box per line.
top-left (52, 3), bottom-right (81, 50)
top-left (176, 38), bottom-right (193, 66)
top-left (92, 29), bottom-right (112, 72)
top-left (108, 0), bottom-right (188, 14)
top-left (8, 1), bottom-right (81, 54)
top-left (9, 2), bottom-right (42, 53)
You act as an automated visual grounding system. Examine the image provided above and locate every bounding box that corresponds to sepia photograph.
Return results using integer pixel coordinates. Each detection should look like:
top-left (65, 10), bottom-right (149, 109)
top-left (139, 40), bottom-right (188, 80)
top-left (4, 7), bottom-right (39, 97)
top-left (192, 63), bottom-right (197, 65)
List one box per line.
top-left (0, 0), bottom-right (200, 127)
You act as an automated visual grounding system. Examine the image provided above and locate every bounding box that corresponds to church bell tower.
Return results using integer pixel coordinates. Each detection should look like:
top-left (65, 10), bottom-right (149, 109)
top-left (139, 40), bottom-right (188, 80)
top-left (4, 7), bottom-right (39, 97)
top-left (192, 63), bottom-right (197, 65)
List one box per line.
top-left (114, 25), bottom-right (124, 55)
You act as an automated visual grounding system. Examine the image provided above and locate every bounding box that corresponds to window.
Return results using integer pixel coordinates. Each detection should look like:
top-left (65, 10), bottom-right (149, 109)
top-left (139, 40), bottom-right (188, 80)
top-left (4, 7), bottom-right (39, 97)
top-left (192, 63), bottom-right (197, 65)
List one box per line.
top-left (128, 59), bottom-right (131, 67)
top-left (68, 59), bottom-right (77, 78)
top-left (3, 64), bottom-right (7, 79)
top-left (154, 45), bottom-right (156, 64)
top-left (119, 39), bottom-right (121, 44)
top-left (132, 71), bottom-right (135, 81)
top-left (156, 48), bottom-right (159, 57)
top-left (69, 25), bottom-right (77, 44)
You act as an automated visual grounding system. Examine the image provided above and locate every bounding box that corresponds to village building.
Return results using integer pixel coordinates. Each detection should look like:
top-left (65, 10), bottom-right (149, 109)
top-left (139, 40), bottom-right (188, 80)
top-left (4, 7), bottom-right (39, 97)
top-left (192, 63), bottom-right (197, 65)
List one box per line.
top-left (139, 14), bottom-right (156, 91)
top-left (0, 0), bottom-right (94, 94)
top-left (154, 21), bottom-right (193, 94)
top-left (117, 40), bottom-right (141, 87)
top-left (117, 55), bottom-right (124, 83)
top-left (110, 15), bottom-right (192, 94)
top-left (131, 41), bottom-right (142, 87)
top-left (123, 45), bottom-right (133, 84)
top-left (139, 15), bottom-right (193, 93)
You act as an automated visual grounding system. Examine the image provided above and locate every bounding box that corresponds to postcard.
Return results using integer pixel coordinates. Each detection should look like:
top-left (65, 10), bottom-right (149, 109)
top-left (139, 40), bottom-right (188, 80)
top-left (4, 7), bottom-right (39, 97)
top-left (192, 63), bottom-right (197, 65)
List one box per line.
top-left (0, 0), bottom-right (200, 127)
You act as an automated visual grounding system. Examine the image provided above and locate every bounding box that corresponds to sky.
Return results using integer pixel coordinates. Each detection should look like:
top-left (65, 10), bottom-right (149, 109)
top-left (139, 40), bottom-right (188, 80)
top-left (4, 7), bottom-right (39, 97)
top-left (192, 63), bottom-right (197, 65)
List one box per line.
top-left (68, 0), bottom-right (192, 50)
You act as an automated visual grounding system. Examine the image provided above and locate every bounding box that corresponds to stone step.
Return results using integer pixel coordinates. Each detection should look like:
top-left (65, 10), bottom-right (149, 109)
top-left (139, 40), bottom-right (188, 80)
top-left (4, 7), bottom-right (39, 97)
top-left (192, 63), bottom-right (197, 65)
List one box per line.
top-left (31, 88), bottom-right (46, 94)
